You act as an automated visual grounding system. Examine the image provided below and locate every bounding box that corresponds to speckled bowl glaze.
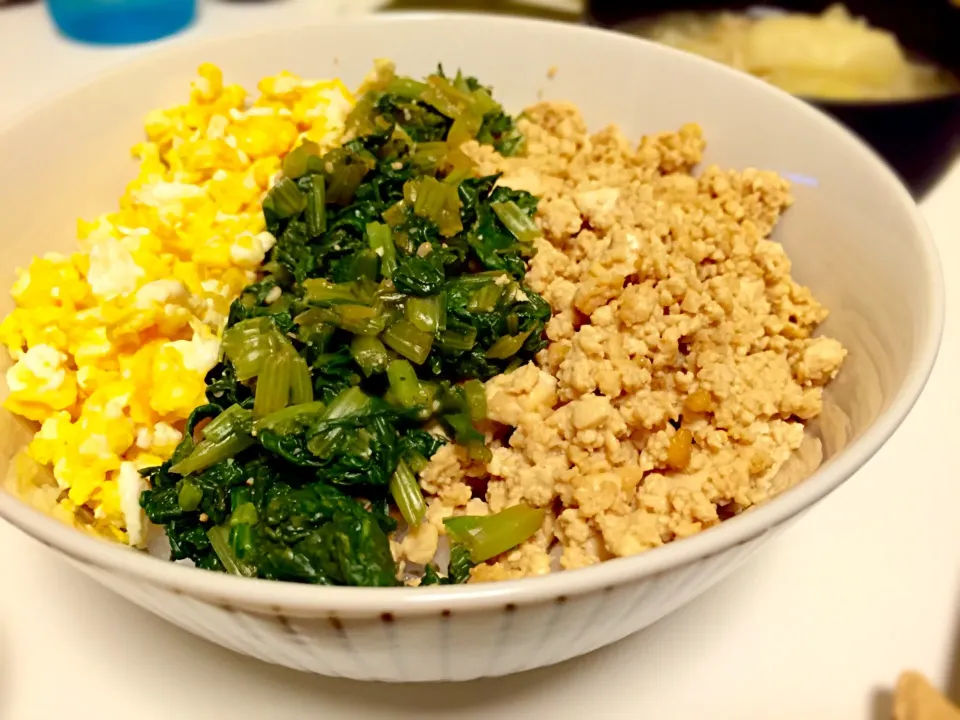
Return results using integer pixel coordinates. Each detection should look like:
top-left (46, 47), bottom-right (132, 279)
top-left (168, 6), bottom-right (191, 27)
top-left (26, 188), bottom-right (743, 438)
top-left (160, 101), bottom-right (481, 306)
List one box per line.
top-left (0, 14), bottom-right (943, 682)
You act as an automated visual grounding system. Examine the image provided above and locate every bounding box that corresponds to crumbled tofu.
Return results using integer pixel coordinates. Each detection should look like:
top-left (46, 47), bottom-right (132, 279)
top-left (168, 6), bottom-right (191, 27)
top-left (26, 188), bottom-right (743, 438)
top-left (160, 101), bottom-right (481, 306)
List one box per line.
top-left (470, 541), bottom-right (553, 583)
top-left (399, 522), bottom-right (440, 566)
top-left (434, 101), bottom-right (846, 580)
top-left (418, 444), bottom-right (484, 508)
top-left (485, 363), bottom-right (557, 427)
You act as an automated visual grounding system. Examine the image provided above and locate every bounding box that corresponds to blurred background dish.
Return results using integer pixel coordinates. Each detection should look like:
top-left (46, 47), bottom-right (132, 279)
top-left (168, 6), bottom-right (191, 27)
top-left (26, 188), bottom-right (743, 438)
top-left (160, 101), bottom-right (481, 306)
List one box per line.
top-left (626, 4), bottom-right (957, 102)
top-left (586, 0), bottom-right (960, 196)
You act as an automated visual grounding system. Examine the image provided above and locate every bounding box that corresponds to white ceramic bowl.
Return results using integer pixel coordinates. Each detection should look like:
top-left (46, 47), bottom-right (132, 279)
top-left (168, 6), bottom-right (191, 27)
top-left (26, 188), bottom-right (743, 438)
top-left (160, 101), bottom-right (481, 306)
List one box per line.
top-left (0, 14), bottom-right (943, 682)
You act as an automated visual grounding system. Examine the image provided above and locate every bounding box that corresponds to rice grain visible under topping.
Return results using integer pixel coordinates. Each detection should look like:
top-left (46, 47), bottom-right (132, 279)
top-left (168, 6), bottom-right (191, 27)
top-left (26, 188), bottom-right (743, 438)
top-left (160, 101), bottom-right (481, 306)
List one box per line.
top-left (405, 102), bottom-right (846, 582)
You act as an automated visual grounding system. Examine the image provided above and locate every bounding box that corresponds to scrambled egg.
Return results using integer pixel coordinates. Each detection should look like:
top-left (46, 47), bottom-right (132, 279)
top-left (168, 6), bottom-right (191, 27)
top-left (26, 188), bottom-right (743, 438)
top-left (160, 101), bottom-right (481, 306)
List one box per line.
top-left (1, 64), bottom-right (354, 546)
top-left (402, 103), bottom-right (846, 582)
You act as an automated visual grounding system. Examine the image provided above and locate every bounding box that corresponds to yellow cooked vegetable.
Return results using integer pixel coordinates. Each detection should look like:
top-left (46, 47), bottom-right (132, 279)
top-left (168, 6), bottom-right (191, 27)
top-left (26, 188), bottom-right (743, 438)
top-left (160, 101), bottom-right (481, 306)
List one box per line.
top-left (0, 64), bottom-right (355, 546)
top-left (637, 4), bottom-right (957, 101)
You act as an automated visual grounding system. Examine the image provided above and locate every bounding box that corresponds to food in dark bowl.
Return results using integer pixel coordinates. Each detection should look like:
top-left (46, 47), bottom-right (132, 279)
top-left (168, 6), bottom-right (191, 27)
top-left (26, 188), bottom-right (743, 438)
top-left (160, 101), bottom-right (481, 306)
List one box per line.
top-left (586, 0), bottom-right (960, 196)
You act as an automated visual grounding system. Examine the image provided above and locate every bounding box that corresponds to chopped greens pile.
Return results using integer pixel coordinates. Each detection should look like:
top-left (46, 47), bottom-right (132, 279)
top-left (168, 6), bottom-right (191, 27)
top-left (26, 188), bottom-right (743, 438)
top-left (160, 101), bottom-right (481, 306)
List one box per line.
top-left (140, 66), bottom-right (550, 587)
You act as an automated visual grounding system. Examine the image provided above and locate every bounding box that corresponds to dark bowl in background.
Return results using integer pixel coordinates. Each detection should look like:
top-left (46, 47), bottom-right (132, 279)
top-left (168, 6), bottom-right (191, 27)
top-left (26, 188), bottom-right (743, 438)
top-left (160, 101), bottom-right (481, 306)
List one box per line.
top-left (585, 0), bottom-right (960, 197)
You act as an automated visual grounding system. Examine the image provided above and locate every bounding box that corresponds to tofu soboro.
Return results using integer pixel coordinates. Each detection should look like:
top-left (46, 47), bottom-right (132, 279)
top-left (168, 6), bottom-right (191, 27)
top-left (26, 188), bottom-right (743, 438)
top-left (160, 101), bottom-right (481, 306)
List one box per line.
top-left (404, 103), bottom-right (846, 582)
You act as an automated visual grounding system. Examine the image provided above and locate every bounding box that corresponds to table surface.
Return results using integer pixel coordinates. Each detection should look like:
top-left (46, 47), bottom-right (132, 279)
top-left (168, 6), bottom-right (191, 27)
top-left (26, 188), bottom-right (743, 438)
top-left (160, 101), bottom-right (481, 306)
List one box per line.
top-left (2, 2), bottom-right (959, 719)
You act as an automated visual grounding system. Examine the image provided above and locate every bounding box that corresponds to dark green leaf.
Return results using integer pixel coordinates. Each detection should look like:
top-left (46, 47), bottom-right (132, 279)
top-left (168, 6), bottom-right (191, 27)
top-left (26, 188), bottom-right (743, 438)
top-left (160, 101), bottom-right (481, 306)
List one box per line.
top-left (143, 66), bottom-right (552, 588)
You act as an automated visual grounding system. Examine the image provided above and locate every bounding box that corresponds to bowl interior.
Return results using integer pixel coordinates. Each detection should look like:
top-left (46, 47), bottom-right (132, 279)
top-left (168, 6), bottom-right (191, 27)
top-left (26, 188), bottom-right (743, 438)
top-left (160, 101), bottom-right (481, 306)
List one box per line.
top-left (0, 15), bottom-right (942, 602)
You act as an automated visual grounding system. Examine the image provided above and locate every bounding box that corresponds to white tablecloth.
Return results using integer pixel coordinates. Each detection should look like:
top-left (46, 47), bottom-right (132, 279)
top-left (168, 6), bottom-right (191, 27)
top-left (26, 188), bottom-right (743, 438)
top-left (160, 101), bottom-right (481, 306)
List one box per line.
top-left (1, 2), bottom-right (958, 718)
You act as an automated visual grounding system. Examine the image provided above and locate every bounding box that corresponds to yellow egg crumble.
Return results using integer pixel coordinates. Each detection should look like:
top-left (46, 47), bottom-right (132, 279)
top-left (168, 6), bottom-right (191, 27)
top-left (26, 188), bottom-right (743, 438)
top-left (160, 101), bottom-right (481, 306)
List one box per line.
top-left (0, 64), bottom-right (355, 546)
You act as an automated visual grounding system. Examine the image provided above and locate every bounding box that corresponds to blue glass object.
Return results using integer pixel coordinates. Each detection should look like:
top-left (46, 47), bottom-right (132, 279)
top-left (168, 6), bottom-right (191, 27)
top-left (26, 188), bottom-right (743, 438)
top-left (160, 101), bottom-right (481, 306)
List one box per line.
top-left (46, 0), bottom-right (196, 45)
